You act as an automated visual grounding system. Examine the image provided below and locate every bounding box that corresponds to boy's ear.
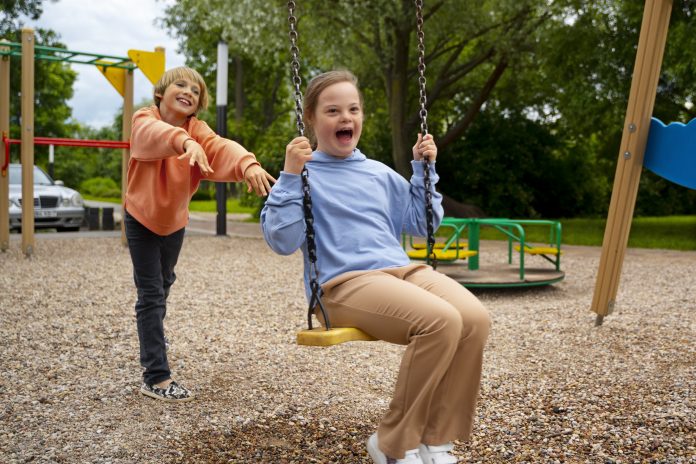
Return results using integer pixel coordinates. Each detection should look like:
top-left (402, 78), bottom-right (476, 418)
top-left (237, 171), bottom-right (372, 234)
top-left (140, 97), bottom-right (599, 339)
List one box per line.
top-left (154, 92), bottom-right (163, 99)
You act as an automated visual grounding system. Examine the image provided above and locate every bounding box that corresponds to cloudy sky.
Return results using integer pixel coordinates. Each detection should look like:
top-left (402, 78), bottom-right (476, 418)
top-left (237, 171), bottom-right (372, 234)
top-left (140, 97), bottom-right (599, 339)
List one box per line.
top-left (24, 0), bottom-right (186, 128)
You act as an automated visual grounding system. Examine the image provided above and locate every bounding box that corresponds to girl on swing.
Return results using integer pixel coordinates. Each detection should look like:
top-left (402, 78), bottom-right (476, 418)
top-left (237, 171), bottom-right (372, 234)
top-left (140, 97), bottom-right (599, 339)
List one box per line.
top-left (261, 69), bottom-right (490, 464)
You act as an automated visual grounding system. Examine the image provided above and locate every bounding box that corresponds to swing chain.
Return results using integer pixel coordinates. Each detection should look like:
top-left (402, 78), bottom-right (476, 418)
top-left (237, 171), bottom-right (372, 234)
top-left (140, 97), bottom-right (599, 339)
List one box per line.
top-left (415, 0), bottom-right (428, 136)
top-left (288, 1), bottom-right (330, 330)
top-left (415, 0), bottom-right (437, 269)
top-left (288, 1), bottom-right (305, 137)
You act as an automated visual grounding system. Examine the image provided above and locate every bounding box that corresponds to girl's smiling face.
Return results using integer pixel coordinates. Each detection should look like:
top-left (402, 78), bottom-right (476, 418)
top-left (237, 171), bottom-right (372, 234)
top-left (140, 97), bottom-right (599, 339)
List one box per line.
top-left (311, 81), bottom-right (363, 158)
top-left (156, 77), bottom-right (201, 126)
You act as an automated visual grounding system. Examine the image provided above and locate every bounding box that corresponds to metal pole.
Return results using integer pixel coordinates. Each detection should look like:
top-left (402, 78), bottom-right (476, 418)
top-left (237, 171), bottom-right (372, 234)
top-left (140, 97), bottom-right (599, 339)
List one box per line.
top-left (21, 28), bottom-right (35, 256)
top-left (48, 144), bottom-right (54, 178)
top-left (215, 40), bottom-right (229, 236)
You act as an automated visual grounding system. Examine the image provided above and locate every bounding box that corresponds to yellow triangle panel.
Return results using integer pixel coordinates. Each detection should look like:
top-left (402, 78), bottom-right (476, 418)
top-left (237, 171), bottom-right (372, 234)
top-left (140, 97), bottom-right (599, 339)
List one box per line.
top-left (128, 48), bottom-right (165, 85)
top-left (95, 60), bottom-right (125, 97)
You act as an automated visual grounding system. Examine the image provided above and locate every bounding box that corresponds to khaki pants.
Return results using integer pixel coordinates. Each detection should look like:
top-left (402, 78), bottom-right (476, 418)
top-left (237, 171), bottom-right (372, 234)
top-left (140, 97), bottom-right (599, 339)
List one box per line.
top-left (320, 263), bottom-right (490, 459)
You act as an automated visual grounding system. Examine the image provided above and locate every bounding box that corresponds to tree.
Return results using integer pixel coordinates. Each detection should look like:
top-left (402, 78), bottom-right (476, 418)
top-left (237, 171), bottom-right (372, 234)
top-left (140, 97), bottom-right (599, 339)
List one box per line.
top-left (160, 0), bottom-right (696, 217)
top-left (5, 28), bottom-right (78, 158)
top-left (0, 0), bottom-right (48, 34)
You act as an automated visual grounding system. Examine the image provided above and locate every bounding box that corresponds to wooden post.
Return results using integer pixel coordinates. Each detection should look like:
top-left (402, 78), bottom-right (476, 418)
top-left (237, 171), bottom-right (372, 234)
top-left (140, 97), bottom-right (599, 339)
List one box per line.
top-left (590, 0), bottom-right (673, 324)
top-left (121, 67), bottom-right (134, 245)
top-left (0, 40), bottom-right (10, 252)
top-left (21, 28), bottom-right (35, 256)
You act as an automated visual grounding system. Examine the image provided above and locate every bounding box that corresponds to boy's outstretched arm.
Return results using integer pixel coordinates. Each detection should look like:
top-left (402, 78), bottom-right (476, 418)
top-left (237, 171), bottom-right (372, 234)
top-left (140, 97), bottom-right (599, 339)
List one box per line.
top-left (130, 107), bottom-right (192, 161)
top-left (178, 139), bottom-right (214, 175)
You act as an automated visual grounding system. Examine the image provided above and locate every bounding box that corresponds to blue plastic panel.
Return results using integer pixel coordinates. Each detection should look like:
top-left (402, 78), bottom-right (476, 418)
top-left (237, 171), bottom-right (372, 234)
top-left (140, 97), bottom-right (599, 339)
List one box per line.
top-left (643, 117), bottom-right (696, 190)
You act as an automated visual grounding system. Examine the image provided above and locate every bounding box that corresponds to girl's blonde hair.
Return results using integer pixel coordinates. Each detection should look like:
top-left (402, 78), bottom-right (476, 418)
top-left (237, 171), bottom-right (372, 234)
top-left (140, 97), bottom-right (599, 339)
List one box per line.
top-left (302, 70), bottom-right (363, 147)
top-left (153, 66), bottom-right (209, 115)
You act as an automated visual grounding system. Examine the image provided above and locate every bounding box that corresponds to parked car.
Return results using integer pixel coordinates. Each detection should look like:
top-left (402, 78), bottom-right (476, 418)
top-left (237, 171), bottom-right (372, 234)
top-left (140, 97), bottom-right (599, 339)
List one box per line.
top-left (8, 163), bottom-right (85, 232)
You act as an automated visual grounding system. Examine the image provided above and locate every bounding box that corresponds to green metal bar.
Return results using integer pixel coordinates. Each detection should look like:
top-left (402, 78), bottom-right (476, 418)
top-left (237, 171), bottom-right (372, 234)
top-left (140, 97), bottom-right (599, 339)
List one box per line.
top-left (467, 219), bottom-right (480, 270)
top-left (0, 41), bottom-right (135, 69)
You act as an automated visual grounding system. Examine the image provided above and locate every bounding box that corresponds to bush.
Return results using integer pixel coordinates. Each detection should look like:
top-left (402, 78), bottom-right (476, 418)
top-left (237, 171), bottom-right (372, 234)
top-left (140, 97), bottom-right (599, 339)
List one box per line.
top-left (80, 177), bottom-right (121, 198)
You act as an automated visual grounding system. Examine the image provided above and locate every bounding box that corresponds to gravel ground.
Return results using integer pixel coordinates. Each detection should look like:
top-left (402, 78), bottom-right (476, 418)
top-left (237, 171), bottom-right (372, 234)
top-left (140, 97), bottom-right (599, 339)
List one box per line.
top-left (0, 231), bottom-right (694, 463)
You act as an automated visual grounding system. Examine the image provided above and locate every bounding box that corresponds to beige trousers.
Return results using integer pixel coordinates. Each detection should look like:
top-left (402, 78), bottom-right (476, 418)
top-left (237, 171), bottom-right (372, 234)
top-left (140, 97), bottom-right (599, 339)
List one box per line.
top-left (320, 263), bottom-right (490, 459)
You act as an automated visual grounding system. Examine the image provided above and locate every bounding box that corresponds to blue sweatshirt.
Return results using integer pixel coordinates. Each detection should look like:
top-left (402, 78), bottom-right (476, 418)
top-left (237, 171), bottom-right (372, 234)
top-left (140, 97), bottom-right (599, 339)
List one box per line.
top-left (261, 148), bottom-right (444, 301)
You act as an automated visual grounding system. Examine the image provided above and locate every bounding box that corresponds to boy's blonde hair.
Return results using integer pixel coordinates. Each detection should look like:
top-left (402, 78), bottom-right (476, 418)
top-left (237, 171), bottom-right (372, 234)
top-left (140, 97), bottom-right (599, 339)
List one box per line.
top-left (153, 66), bottom-right (209, 115)
top-left (303, 70), bottom-right (363, 147)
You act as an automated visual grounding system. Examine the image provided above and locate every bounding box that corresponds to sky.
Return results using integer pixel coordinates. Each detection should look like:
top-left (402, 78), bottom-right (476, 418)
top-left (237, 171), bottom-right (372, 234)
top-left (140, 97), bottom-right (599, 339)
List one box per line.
top-left (23, 0), bottom-right (187, 128)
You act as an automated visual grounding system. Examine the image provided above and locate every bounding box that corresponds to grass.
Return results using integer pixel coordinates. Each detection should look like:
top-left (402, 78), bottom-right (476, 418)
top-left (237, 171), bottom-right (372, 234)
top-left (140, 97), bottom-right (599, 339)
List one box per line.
top-left (86, 194), bottom-right (695, 250)
top-left (474, 216), bottom-right (696, 250)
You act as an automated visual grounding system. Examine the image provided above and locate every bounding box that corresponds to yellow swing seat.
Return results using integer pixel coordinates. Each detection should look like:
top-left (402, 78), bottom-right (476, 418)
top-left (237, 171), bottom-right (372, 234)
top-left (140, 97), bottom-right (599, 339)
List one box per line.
top-left (406, 248), bottom-right (478, 261)
top-left (297, 327), bottom-right (377, 346)
top-left (514, 245), bottom-right (562, 255)
top-left (410, 242), bottom-right (468, 250)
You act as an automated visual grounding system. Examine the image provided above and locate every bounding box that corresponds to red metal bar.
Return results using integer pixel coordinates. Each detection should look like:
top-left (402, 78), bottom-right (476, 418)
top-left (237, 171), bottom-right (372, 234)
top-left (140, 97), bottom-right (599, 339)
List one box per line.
top-left (5, 136), bottom-right (130, 149)
top-left (3, 135), bottom-right (129, 174)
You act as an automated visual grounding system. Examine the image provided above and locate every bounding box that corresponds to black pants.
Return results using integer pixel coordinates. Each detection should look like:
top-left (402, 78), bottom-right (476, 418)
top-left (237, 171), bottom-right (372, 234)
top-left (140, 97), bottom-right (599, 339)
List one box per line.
top-left (125, 210), bottom-right (185, 385)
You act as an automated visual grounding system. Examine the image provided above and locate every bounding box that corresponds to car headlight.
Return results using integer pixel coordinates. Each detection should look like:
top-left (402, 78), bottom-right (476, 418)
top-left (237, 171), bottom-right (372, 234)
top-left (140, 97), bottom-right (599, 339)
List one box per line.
top-left (62, 192), bottom-right (84, 207)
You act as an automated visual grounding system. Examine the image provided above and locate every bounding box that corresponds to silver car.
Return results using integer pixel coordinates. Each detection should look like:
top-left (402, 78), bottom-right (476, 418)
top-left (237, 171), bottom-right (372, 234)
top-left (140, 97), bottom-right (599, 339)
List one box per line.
top-left (8, 163), bottom-right (85, 232)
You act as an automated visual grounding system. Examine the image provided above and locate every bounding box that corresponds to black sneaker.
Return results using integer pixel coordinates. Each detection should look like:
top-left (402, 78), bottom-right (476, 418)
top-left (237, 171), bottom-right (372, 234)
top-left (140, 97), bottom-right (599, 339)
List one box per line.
top-left (140, 381), bottom-right (194, 402)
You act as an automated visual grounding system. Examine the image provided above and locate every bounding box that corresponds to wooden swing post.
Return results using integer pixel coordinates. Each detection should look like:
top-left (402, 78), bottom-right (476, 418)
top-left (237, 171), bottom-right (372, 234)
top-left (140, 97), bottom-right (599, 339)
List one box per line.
top-left (591, 0), bottom-right (673, 325)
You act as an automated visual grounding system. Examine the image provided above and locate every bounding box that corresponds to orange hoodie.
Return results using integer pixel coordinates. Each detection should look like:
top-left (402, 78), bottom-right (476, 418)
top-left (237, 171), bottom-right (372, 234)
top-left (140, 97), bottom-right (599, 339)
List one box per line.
top-left (125, 105), bottom-right (260, 235)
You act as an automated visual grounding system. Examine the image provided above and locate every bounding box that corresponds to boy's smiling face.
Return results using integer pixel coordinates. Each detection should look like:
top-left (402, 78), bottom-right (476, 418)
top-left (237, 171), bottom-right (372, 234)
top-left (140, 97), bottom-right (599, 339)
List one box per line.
top-left (312, 81), bottom-right (363, 158)
top-left (156, 77), bottom-right (201, 126)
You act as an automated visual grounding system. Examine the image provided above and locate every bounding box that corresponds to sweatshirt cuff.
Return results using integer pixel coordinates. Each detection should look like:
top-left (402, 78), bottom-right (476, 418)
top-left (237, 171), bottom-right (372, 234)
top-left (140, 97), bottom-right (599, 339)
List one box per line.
top-left (169, 130), bottom-right (192, 155)
top-left (238, 153), bottom-right (260, 177)
top-left (411, 159), bottom-right (437, 176)
top-left (242, 160), bottom-right (262, 176)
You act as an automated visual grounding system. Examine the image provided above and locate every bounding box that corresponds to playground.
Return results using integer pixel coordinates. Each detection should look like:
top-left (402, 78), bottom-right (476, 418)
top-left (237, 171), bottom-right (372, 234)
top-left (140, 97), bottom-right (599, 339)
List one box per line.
top-left (1, 0), bottom-right (694, 462)
top-left (0, 231), bottom-right (694, 463)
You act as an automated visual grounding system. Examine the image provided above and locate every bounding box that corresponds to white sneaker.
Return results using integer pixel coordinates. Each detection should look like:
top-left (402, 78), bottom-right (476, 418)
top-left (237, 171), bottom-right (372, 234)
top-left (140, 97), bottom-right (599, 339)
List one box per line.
top-left (367, 433), bottom-right (423, 464)
top-left (419, 443), bottom-right (458, 464)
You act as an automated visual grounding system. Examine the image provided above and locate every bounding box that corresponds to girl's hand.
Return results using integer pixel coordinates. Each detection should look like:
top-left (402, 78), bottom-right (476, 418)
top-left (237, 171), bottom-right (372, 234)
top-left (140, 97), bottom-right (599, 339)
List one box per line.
top-left (178, 139), bottom-right (214, 175)
top-left (412, 133), bottom-right (437, 163)
top-left (244, 165), bottom-right (276, 196)
top-left (284, 136), bottom-right (313, 175)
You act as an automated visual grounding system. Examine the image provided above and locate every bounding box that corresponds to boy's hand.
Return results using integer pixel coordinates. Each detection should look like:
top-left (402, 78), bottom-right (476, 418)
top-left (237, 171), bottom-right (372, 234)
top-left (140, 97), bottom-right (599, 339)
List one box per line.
top-left (179, 139), bottom-right (214, 175)
top-left (244, 165), bottom-right (276, 196)
top-left (284, 136), bottom-right (313, 175)
top-left (412, 133), bottom-right (437, 163)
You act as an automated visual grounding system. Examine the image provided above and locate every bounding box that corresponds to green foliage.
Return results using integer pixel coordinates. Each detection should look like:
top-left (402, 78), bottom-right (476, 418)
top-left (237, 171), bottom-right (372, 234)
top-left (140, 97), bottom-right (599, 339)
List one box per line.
top-left (50, 122), bottom-right (123, 190)
top-left (0, 0), bottom-right (45, 33)
top-left (5, 28), bottom-right (78, 145)
top-left (79, 177), bottom-right (121, 198)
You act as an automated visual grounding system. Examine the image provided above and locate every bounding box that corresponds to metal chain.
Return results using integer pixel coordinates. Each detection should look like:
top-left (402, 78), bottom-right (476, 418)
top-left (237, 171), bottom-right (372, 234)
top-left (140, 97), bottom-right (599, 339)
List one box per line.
top-left (288, 1), bottom-right (329, 330)
top-left (415, 0), bottom-right (428, 136)
top-left (288, 1), bottom-right (305, 137)
top-left (415, 0), bottom-right (437, 269)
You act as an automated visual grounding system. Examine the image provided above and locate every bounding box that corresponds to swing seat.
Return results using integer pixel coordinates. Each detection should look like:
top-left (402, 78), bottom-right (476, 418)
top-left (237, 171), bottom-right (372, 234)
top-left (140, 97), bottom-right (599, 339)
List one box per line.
top-left (297, 327), bottom-right (377, 346)
top-left (514, 245), bottom-right (562, 255)
top-left (406, 248), bottom-right (477, 261)
top-left (410, 242), bottom-right (468, 250)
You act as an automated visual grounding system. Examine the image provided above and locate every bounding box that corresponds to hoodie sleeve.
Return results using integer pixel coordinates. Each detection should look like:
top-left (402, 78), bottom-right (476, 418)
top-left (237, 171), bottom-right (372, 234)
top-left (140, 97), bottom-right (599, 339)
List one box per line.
top-left (130, 106), bottom-right (191, 161)
top-left (402, 160), bottom-right (444, 236)
top-left (189, 119), bottom-right (260, 182)
top-left (260, 172), bottom-right (306, 255)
